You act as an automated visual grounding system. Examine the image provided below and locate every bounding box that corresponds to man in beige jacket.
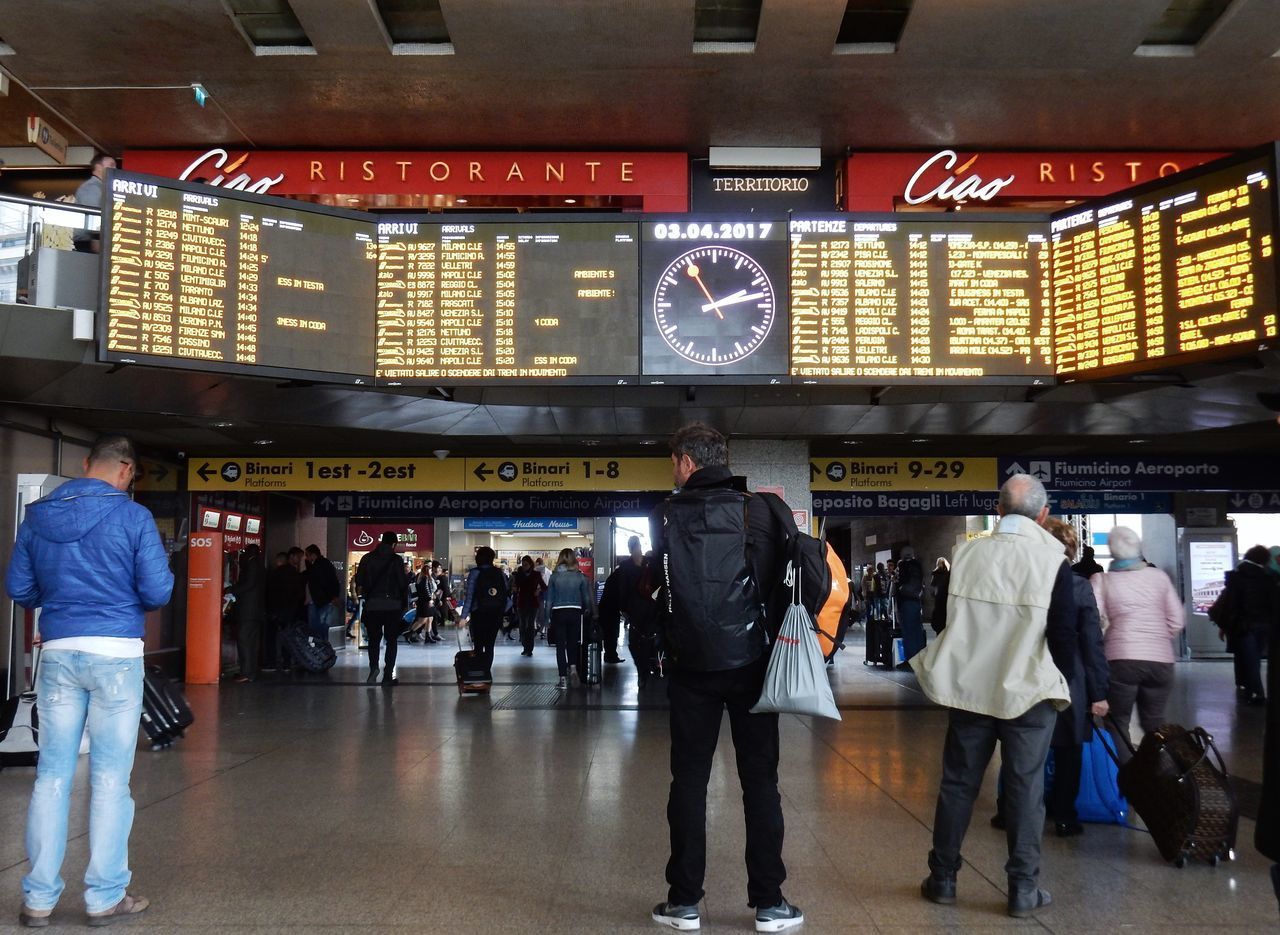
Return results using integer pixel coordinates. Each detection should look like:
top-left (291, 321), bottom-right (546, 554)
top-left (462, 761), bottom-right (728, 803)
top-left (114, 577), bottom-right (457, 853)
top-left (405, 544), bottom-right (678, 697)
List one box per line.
top-left (912, 473), bottom-right (1077, 918)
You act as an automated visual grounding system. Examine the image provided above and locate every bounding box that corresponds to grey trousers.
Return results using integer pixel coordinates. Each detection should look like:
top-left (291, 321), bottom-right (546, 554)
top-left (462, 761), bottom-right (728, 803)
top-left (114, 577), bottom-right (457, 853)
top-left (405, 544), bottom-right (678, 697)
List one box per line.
top-left (929, 700), bottom-right (1057, 889)
top-left (1106, 659), bottom-right (1175, 763)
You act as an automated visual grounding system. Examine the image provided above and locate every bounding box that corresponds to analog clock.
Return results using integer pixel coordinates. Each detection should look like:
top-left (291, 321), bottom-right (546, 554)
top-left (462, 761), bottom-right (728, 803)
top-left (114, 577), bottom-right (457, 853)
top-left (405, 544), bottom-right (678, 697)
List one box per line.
top-left (652, 245), bottom-right (776, 366)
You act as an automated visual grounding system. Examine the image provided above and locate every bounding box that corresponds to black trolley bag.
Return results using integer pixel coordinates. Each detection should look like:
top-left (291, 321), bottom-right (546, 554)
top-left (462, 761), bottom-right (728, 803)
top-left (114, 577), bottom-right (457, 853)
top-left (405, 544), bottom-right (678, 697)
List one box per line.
top-left (581, 617), bottom-right (602, 687)
top-left (1105, 718), bottom-right (1238, 867)
top-left (282, 623), bottom-right (337, 673)
top-left (141, 666), bottom-right (194, 749)
top-left (455, 626), bottom-right (492, 695)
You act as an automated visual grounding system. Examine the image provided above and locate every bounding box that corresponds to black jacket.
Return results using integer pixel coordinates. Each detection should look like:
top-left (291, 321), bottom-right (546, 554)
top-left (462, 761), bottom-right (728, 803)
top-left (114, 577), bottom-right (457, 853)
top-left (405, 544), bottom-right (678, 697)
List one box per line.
top-left (1053, 575), bottom-right (1110, 747)
top-left (356, 544), bottom-right (410, 612)
top-left (306, 554), bottom-right (341, 606)
top-left (230, 554), bottom-right (266, 621)
top-left (1214, 561), bottom-right (1278, 637)
top-left (265, 564), bottom-right (305, 618)
top-left (1257, 614), bottom-right (1280, 861)
top-left (896, 556), bottom-right (923, 602)
top-left (650, 465), bottom-right (787, 672)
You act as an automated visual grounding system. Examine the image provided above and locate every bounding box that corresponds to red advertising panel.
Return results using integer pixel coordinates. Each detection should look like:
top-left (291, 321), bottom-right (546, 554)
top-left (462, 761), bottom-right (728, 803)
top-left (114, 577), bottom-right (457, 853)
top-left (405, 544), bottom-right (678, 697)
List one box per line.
top-left (348, 523), bottom-right (434, 554)
top-left (185, 531), bottom-right (224, 685)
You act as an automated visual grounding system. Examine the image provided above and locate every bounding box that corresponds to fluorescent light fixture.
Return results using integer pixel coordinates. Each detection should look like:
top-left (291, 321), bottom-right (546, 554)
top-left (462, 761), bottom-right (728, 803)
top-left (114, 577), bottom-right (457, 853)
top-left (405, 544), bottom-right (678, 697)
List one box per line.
top-left (191, 83), bottom-right (209, 107)
top-left (708, 146), bottom-right (821, 170)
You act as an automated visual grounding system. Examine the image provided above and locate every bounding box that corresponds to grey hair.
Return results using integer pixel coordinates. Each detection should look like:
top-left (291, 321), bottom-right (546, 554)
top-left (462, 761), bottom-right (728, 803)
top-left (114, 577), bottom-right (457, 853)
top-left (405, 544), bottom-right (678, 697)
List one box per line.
top-left (998, 473), bottom-right (1048, 519)
top-left (87, 434), bottom-right (136, 469)
top-left (1107, 526), bottom-right (1143, 561)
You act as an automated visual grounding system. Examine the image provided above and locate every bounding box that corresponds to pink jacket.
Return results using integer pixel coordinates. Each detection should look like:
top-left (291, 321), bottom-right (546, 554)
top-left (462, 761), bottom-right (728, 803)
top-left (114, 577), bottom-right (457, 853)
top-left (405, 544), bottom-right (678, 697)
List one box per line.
top-left (1091, 567), bottom-right (1184, 664)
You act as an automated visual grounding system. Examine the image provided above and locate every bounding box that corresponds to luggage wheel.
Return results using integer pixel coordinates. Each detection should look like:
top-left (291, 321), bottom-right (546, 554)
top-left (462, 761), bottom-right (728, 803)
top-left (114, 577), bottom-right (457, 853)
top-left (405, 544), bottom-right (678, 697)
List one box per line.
top-left (1173, 856), bottom-right (1186, 869)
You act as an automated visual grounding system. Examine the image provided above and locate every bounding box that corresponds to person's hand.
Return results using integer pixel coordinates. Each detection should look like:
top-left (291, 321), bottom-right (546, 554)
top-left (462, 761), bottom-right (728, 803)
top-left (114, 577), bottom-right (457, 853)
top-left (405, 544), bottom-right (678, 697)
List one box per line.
top-left (1217, 627), bottom-right (1226, 643)
top-left (1090, 700), bottom-right (1109, 718)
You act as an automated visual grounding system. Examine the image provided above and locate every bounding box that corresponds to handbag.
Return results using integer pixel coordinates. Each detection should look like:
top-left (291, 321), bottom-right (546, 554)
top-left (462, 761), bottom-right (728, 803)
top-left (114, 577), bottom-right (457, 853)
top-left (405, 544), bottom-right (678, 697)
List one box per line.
top-left (750, 561), bottom-right (841, 720)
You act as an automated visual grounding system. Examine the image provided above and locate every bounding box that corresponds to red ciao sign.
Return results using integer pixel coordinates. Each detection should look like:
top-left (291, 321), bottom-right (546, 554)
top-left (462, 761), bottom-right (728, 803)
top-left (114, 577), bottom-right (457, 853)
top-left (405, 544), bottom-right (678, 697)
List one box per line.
top-left (843, 150), bottom-right (1227, 211)
top-left (123, 148), bottom-right (689, 211)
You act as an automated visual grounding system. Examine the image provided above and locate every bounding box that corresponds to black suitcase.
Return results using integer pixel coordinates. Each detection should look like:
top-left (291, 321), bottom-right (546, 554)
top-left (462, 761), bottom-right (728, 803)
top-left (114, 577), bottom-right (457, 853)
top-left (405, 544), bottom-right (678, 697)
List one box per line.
top-left (864, 614), bottom-right (894, 667)
top-left (1110, 720), bottom-right (1238, 867)
top-left (141, 668), bottom-right (193, 749)
top-left (576, 619), bottom-right (602, 687)
top-left (455, 629), bottom-right (491, 694)
top-left (282, 625), bottom-right (336, 673)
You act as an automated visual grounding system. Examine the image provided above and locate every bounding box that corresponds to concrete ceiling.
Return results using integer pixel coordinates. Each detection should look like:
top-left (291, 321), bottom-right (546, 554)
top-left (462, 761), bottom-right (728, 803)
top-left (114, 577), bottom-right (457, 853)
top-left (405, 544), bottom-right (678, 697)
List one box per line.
top-left (0, 1), bottom-right (1278, 155)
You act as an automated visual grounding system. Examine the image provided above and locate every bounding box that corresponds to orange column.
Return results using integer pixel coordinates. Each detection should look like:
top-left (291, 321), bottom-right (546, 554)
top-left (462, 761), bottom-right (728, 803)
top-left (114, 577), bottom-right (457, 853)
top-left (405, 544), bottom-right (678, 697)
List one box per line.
top-left (185, 532), bottom-right (224, 685)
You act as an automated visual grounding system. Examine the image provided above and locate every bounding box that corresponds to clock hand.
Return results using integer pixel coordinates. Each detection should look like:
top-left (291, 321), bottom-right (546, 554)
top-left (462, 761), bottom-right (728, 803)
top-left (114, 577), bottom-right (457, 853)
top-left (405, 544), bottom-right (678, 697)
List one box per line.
top-left (685, 263), bottom-right (724, 319)
top-left (701, 290), bottom-right (767, 314)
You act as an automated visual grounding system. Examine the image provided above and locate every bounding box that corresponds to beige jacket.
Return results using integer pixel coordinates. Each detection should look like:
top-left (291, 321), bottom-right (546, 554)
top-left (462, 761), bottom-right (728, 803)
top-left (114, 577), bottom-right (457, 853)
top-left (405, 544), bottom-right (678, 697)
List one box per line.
top-left (910, 514), bottom-right (1071, 719)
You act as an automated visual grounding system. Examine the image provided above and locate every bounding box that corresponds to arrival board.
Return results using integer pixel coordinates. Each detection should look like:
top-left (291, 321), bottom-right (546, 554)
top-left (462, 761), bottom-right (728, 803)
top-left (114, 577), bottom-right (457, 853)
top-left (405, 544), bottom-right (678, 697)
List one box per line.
top-left (374, 219), bottom-right (639, 382)
top-left (100, 172), bottom-right (377, 382)
top-left (1052, 150), bottom-right (1278, 379)
top-left (788, 217), bottom-right (1053, 382)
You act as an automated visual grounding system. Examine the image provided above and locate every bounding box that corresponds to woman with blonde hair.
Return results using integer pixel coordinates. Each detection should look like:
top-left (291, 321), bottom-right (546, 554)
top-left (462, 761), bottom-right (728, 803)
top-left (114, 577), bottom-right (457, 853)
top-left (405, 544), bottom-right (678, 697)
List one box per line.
top-left (1091, 526), bottom-right (1183, 760)
top-left (546, 547), bottom-right (594, 689)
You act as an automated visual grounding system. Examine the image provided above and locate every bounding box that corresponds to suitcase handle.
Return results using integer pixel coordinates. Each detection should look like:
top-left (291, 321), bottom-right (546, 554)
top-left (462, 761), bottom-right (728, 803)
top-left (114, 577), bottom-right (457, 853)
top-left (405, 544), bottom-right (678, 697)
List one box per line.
top-left (1100, 716), bottom-right (1230, 782)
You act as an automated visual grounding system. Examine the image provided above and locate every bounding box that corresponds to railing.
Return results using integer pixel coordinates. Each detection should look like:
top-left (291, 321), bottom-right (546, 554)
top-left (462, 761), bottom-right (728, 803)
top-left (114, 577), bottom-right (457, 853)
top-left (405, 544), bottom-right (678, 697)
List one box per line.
top-left (0, 194), bottom-right (100, 304)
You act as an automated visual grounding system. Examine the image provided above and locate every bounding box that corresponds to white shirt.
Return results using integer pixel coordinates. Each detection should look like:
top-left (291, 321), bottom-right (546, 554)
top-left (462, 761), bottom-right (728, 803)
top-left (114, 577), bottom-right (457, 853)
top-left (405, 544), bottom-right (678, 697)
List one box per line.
top-left (42, 637), bottom-right (144, 658)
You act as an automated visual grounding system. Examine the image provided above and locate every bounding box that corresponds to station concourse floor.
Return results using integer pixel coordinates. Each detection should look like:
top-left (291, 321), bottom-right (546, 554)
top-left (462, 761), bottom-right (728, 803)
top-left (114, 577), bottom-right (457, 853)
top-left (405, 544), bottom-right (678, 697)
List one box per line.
top-left (0, 627), bottom-right (1275, 933)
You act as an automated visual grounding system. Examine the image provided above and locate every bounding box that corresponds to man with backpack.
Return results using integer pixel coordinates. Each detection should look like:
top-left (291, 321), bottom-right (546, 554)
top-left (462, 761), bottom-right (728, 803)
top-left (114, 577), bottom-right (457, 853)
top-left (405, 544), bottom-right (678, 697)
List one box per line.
top-left (461, 546), bottom-right (509, 678)
top-left (649, 423), bottom-right (804, 933)
top-left (355, 532), bottom-right (411, 685)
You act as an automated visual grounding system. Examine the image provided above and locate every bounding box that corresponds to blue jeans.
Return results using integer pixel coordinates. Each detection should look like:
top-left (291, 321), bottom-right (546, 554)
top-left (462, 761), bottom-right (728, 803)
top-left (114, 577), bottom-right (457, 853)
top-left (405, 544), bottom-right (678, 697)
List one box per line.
top-left (23, 651), bottom-right (143, 913)
top-left (898, 598), bottom-right (925, 661)
top-left (308, 603), bottom-right (335, 643)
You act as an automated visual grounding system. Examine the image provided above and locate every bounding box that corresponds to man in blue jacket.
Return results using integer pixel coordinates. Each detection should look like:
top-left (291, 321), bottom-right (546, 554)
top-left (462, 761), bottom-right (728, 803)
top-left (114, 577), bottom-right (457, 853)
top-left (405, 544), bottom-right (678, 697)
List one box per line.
top-left (5, 435), bottom-right (173, 927)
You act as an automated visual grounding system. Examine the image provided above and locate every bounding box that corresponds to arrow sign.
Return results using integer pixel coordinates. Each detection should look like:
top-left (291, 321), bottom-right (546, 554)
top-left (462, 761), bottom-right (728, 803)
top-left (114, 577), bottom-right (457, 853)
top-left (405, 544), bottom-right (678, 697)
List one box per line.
top-left (320, 495), bottom-right (336, 511)
top-left (150, 464), bottom-right (168, 482)
top-left (1231, 494), bottom-right (1246, 507)
top-left (196, 462), bottom-right (216, 483)
top-left (473, 462), bottom-right (493, 482)
top-left (1005, 461), bottom-right (1027, 476)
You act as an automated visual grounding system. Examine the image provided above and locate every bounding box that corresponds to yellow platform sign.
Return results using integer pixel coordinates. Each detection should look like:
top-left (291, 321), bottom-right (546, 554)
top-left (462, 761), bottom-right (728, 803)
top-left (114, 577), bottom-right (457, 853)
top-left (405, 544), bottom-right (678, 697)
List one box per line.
top-left (186, 456), bottom-right (674, 492)
top-left (134, 458), bottom-right (179, 492)
top-left (809, 457), bottom-right (997, 492)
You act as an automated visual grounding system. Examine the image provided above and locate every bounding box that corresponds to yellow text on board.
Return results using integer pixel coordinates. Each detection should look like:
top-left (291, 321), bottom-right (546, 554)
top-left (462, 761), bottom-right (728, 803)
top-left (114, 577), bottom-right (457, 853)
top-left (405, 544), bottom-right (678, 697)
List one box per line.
top-left (809, 457), bottom-right (997, 492)
top-left (186, 457), bottom-right (674, 492)
top-left (465, 458), bottom-right (672, 492)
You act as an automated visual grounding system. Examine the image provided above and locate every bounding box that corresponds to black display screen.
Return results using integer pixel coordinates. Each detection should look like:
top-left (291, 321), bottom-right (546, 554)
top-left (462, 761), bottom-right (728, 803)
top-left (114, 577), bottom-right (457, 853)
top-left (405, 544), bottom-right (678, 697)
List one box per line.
top-left (100, 172), bottom-right (376, 382)
top-left (641, 218), bottom-right (790, 381)
top-left (374, 218), bottom-right (640, 383)
top-left (1051, 148), bottom-right (1279, 380)
top-left (788, 216), bottom-right (1053, 383)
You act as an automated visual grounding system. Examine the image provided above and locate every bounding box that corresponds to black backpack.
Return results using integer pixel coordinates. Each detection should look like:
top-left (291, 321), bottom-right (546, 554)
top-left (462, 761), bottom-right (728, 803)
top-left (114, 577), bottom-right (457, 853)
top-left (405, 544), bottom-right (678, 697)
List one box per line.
top-left (472, 566), bottom-right (508, 616)
top-left (659, 486), bottom-right (768, 671)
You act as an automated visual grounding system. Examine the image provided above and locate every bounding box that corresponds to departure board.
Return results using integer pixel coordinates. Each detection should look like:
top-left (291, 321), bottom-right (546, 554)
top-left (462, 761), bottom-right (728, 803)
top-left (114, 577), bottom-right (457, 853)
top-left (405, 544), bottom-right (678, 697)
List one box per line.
top-left (374, 219), bottom-right (639, 383)
top-left (1052, 149), bottom-right (1279, 379)
top-left (641, 218), bottom-right (790, 380)
top-left (788, 217), bottom-right (1053, 382)
top-left (100, 172), bottom-right (376, 382)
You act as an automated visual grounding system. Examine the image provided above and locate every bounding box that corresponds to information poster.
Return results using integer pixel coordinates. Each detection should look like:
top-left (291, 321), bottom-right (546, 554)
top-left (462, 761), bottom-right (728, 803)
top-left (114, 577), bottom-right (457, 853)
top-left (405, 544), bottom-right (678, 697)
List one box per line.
top-left (789, 217), bottom-right (1053, 382)
top-left (374, 219), bottom-right (639, 382)
top-left (1188, 540), bottom-right (1234, 614)
top-left (641, 218), bottom-right (789, 380)
top-left (1052, 151), bottom-right (1278, 379)
top-left (101, 172), bottom-right (376, 381)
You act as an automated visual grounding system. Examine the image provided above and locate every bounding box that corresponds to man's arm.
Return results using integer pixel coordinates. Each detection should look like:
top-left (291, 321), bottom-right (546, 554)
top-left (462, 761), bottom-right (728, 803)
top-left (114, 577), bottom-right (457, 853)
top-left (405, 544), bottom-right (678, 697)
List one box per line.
top-left (1045, 561), bottom-right (1077, 682)
top-left (133, 512), bottom-right (175, 611)
top-left (4, 526), bottom-right (39, 608)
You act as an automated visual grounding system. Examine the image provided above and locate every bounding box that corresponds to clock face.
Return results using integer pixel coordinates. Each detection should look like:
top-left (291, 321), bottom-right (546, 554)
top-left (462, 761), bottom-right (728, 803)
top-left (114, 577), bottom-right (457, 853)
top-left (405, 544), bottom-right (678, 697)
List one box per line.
top-left (652, 245), bottom-right (776, 366)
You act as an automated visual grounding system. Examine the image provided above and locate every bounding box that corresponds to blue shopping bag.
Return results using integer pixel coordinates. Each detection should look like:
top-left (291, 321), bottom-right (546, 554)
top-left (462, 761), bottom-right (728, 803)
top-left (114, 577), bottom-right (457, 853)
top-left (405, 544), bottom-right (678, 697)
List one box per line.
top-left (1074, 729), bottom-right (1127, 824)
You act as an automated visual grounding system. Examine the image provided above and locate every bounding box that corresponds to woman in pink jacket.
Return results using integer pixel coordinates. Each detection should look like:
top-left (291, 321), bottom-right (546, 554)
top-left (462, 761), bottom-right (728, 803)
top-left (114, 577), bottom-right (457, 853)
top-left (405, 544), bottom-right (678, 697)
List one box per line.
top-left (1091, 526), bottom-right (1184, 761)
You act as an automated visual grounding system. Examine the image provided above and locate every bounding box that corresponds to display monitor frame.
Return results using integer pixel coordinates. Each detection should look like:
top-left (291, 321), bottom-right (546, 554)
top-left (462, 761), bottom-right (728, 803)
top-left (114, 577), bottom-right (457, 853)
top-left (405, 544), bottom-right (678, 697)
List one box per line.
top-left (97, 170), bottom-right (378, 385)
top-left (1049, 143), bottom-right (1280, 383)
top-left (787, 211), bottom-right (1056, 386)
top-left (371, 212), bottom-right (643, 387)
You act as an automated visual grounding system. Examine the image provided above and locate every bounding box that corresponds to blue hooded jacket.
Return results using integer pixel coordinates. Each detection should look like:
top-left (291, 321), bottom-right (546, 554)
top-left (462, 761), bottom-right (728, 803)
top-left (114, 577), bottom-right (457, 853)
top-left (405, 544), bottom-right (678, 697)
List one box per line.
top-left (5, 477), bottom-right (174, 640)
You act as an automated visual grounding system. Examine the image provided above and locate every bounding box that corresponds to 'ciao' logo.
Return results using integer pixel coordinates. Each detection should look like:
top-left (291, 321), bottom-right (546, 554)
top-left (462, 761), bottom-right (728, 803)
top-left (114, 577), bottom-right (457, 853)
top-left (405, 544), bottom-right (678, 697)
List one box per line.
top-left (190, 537), bottom-right (215, 548)
top-left (903, 150), bottom-right (1015, 205)
top-left (179, 148), bottom-right (285, 194)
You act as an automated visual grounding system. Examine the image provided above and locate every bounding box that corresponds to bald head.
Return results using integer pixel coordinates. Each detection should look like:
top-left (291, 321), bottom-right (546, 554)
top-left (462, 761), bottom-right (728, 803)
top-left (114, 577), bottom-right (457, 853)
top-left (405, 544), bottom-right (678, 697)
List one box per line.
top-left (998, 473), bottom-right (1048, 521)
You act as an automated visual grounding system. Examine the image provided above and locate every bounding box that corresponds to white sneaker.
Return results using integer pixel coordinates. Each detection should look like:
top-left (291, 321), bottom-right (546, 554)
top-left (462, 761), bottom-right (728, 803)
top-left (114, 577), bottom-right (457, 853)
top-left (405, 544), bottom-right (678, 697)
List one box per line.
top-left (557, 676), bottom-right (568, 690)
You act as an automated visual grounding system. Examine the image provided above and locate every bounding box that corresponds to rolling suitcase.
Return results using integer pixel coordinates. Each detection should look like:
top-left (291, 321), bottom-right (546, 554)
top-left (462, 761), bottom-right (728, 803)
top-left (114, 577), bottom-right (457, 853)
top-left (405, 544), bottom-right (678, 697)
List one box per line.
top-left (1109, 719), bottom-right (1238, 866)
top-left (863, 612), bottom-right (893, 667)
top-left (140, 667), bottom-right (194, 749)
top-left (576, 618), bottom-right (602, 687)
top-left (0, 690), bottom-right (39, 769)
top-left (282, 624), bottom-right (337, 673)
top-left (455, 627), bottom-right (492, 695)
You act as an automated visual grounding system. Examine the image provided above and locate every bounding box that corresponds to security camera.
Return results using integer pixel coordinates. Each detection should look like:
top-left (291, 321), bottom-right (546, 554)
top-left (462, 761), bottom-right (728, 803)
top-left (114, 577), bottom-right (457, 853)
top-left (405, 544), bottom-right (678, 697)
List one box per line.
top-left (177, 451), bottom-right (186, 461)
top-left (432, 449), bottom-right (450, 460)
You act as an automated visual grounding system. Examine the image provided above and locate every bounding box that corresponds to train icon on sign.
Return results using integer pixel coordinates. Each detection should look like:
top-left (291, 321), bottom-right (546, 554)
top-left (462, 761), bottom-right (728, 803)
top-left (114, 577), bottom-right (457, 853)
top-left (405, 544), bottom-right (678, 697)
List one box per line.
top-left (498, 461), bottom-right (518, 482)
top-left (221, 462), bottom-right (241, 483)
top-left (826, 462), bottom-right (846, 483)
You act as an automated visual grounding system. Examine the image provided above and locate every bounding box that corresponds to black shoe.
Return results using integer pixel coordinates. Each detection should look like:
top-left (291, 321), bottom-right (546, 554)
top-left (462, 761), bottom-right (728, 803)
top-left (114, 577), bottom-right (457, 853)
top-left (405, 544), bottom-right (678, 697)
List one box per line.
top-left (1054, 821), bottom-right (1084, 838)
top-left (920, 874), bottom-right (956, 905)
top-left (521, 650), bottom-right (533, 657)
top-left (605, 655), bottom-right (624, 664)
top-left (1008, 887), bottom-right (1052, 918)
top-left (990, 812), bottom-right (1006, 830)
top-left (1245, 694), bottom-right (1268, 707)
top-left (366, 668), bottom-right (379, 684)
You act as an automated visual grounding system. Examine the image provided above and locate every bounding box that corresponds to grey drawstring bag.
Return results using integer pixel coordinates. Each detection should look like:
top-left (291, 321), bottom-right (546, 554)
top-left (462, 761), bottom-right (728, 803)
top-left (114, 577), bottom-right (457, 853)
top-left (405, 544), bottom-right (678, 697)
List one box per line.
top-left (751, 560), bottom-right (841, 720)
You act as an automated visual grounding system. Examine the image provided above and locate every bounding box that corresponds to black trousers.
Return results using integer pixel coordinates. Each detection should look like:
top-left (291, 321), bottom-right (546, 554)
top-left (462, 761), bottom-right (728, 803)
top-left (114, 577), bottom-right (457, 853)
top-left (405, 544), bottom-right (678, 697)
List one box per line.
top-left (364, 609), bottom-right (404, 674)
top-left (1233, 627), bottom-right (1268, 699)
top-left (666, 655), bottom-right (785, 909)
top-left (237, 615), bottom-right (262, 680)
top-left (629, 629), bottom-right (655, 683)
top-left (1046, 742), bottom-right (1084, 825)
top-left (471, 613), bottom-right (501, 674)
top-left (517, 606), bottom-right (538, 652)
top-left (603, 612), bottom-right (621, 658)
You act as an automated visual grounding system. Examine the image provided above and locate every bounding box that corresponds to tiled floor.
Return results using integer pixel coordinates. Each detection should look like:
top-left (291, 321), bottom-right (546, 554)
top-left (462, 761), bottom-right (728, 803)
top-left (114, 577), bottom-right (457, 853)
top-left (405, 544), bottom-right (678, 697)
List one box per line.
top-left (0, 627), bottom-right (1274, 933)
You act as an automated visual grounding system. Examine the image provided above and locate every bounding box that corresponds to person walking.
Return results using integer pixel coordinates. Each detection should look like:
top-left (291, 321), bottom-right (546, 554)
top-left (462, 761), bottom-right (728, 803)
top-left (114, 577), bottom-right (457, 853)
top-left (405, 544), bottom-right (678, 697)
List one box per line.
top-left (1210, 544), bottom-right (1277, 706)
top-left (648, 423), bottom-right (802, 933)
top-left (460, 546), bottom-right (508, 678)
top-left (913, 473), bottom-right (1076, 919)
top-left (546, 548), bottom-right (593, 689)
top-left (629, 551), bottom-right (661, 687)
top-left (895, 545), bottom-right (925, 664)
top-left (607, 535), bottom-right (644, 664)
top-left (227, 544), bottom-right (266, 683)
top-left (355, 532), bottom-right (411, 685)
top-left (5, 435), bottom-right (174, 927)
top-left (511, 555), bottom-right (546, 657)
top-left (1090, 526), bottom-right (1184, 760)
